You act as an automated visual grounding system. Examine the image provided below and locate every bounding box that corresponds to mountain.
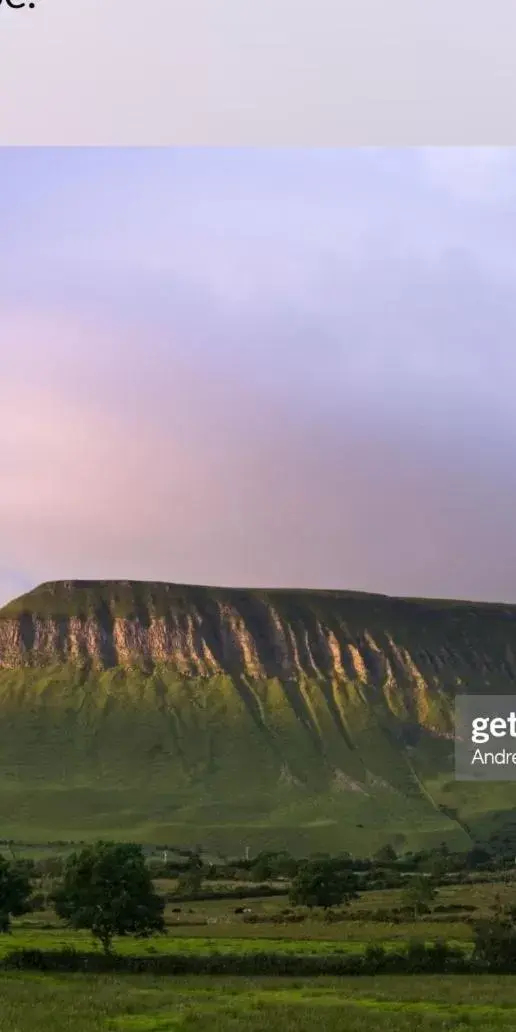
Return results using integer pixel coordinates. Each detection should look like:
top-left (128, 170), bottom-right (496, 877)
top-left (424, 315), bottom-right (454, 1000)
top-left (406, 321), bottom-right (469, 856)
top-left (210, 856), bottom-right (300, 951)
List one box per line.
top-left (1, 578), bottom-right (516, 856)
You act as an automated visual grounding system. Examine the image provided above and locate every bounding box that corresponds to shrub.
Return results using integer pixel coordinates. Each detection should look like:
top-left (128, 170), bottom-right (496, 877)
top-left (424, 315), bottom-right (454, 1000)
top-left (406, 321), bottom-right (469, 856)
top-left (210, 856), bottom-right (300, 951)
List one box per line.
top-left (289, 859), bottom-right (359, 910)
top-left (473, 912), bottom-right (516, 971)
top-left (0, 857), bottom-right (32, 932)
top-left (0, 941), bottom-right (471, 976)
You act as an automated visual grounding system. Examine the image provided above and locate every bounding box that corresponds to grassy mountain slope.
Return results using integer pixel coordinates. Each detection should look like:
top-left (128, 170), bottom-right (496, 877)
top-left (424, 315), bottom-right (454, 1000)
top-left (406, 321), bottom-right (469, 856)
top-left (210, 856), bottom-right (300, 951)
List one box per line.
top-left (1, 579), bottom-right (515, 854)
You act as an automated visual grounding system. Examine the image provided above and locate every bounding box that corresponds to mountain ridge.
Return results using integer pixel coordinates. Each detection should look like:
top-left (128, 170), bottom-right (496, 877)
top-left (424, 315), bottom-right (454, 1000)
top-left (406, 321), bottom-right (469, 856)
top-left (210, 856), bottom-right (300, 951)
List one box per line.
top-left (2, 579), bottom-right (516, 681)
top-left (0, 579), bottom-right (515, 855)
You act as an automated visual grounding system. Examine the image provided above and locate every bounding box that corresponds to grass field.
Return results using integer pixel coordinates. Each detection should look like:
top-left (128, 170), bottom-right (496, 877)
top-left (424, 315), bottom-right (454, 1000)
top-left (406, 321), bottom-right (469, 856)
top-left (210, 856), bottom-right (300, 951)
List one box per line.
top-left (0, 927), bottom-right (474, 957)
top-left (9, 873), bottom-right (513, 956)
top-left (4, 973), bottom-right (516, 1030)
top-left (4, 852), bottom-right (516, 1028)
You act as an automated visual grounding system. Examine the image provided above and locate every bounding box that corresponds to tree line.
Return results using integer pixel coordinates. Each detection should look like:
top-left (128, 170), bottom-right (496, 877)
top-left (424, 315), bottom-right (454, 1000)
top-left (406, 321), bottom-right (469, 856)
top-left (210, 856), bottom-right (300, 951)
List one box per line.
top-left (0, 838), bottom-right (510, 955)
top-left (0, 842), bottom-right (441, 950)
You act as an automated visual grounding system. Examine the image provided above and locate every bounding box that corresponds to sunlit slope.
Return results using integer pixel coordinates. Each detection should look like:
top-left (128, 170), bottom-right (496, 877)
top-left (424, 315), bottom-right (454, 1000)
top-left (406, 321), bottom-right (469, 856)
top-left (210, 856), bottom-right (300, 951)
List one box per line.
top-left (0, 579), bottom-right (515, 852)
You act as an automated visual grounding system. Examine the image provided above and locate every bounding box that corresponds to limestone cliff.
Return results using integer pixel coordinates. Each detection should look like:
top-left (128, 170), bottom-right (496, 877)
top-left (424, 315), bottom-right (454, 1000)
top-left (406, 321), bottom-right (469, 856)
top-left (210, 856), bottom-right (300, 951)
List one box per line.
top-left (2, 579), bottom-right (516, 714)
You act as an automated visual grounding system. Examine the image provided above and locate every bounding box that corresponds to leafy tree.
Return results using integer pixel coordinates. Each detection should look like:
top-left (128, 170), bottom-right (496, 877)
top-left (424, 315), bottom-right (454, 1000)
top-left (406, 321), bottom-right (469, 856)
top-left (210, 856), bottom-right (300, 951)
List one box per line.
top-left (0, 855), bottom-right (32, 932)
top-left (289, 858), bottom-right (359, 910)
top-left (176, 866), bottom-right (203, 896)
top-left (273, 852), bottom-right (299, 879)
top-left (13, 858), bottom-right (36, 879)
top-left (250, 852), bottom-right (276, 881)
top-left (473, 903), bottom-right (516, 969)
top-left (251, 851), bottom-right (298, 882)
top-left (36, 855), bottom-right (64, 880)
top-left (332, 851), bottom-right (353, 870)
top-left (414, 845), bottom-right (451, 880)
top-left (51, 841), bottom-right (165, 954)
top-left (421, 852), bottom-right (449, 881)
top-left (465, 846), bottom-right (491, 871)
top-left (374, 844), bottom-right (397, 865)
top-left (402, 875), bottom-right (438, 919)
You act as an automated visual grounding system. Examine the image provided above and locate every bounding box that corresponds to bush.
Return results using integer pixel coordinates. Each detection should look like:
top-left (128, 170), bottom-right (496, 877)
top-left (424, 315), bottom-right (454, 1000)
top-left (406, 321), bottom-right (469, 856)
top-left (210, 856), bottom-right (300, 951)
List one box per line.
top-left (473, 913), bottom-right (516, 971)
top-left (268, 912), bottom-right (306, 925)
top-left (433, 903), bottom-right (476, 914)
top-left (289, 859), bottom-right (359, 910)
top-left (363, 944), bottom-right (387, 972)
top-left (167, 884), bottom-right (284, 904)
top-left (35, 856), bottom-right (64, 880)
top-left (0, 857), bottom-right (32, 931)
top-left (0, 941), bottom-right (471, 977)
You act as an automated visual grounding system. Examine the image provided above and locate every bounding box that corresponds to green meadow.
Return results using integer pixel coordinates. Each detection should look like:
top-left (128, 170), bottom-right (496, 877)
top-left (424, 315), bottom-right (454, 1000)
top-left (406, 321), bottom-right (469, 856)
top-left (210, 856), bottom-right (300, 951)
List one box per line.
top-left (3, 873), bottom-right (515, 1029)
top-left (4, 973), bottom-right (516, 1031)
top-left (3, 840), bottom-right (516, 1030)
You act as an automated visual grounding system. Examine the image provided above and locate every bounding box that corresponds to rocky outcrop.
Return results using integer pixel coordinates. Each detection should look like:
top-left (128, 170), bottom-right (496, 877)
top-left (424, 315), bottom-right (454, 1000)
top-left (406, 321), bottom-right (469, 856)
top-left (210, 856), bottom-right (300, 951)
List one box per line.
top-left (1, 579), bottom-right (516, 728)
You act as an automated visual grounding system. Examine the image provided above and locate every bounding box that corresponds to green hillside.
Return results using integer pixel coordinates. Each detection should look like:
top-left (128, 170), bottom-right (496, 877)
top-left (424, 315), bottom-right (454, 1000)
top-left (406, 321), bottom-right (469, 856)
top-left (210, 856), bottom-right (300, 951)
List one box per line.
top-left (0, 579), bottom-right (516, 854)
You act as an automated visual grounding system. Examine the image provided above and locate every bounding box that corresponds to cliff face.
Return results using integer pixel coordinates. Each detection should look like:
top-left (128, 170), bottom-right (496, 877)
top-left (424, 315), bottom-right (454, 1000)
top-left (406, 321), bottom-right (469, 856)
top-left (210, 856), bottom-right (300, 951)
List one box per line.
top-left (2, 578), bottom-right (516, 684)
top-left (2, 580), bottom-right (516, 736)
top-left (1, 579), bottom-right (516, 854)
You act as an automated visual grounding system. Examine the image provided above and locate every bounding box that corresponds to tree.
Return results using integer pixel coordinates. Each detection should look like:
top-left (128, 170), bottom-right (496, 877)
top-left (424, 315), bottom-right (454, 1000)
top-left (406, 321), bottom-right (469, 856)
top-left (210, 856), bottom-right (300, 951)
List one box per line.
top-left (36, 855), bottom-right (64, 881)
top-left (402, 875), bottom-right (438, 919)
top-left (374, 844), bottom-right (397, 865)
top-left (0, 855), bottom-right (32, 932)
top-left (473, 903), bottom-right (516, 970)
top-left (289, 858), bottom-right (359, 910)
top-left (51, 841), bottom-right (165, 954)
top-left (420, 851), bottom-right (449, 881)
top-left (465, 847), bottom-right (491, 871)
top-left (250, 851), bottom-right (298, 882)
top-left (176, 865), bottom-right (203, 896)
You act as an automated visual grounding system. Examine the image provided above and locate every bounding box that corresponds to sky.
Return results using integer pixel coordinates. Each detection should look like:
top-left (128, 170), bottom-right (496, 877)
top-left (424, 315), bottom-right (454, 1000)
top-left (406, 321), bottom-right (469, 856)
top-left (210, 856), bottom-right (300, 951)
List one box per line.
top-left (2, 0), bottom-right (515, 145)
top-left (2, 147), bottom-right (516, 607)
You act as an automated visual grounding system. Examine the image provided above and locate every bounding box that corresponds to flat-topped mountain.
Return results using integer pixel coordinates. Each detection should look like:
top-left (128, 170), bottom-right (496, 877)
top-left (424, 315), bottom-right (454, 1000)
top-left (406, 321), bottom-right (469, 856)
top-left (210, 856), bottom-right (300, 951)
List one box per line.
top-left (1, 579), bottom-right (515, 855)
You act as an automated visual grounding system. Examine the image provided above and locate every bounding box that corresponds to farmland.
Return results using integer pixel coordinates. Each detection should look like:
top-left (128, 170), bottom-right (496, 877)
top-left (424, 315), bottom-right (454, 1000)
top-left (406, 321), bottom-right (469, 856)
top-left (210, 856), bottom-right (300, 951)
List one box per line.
top-left (4, 973), bottom-right (516, 1031)
top-left (3, 857), bottom-right (516, 1028)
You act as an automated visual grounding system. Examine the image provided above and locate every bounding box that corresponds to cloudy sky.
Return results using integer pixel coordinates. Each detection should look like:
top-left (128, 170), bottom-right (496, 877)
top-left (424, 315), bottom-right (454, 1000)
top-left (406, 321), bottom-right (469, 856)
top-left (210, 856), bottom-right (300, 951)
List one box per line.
top-left (2, 147), bottom-right (516, 607)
